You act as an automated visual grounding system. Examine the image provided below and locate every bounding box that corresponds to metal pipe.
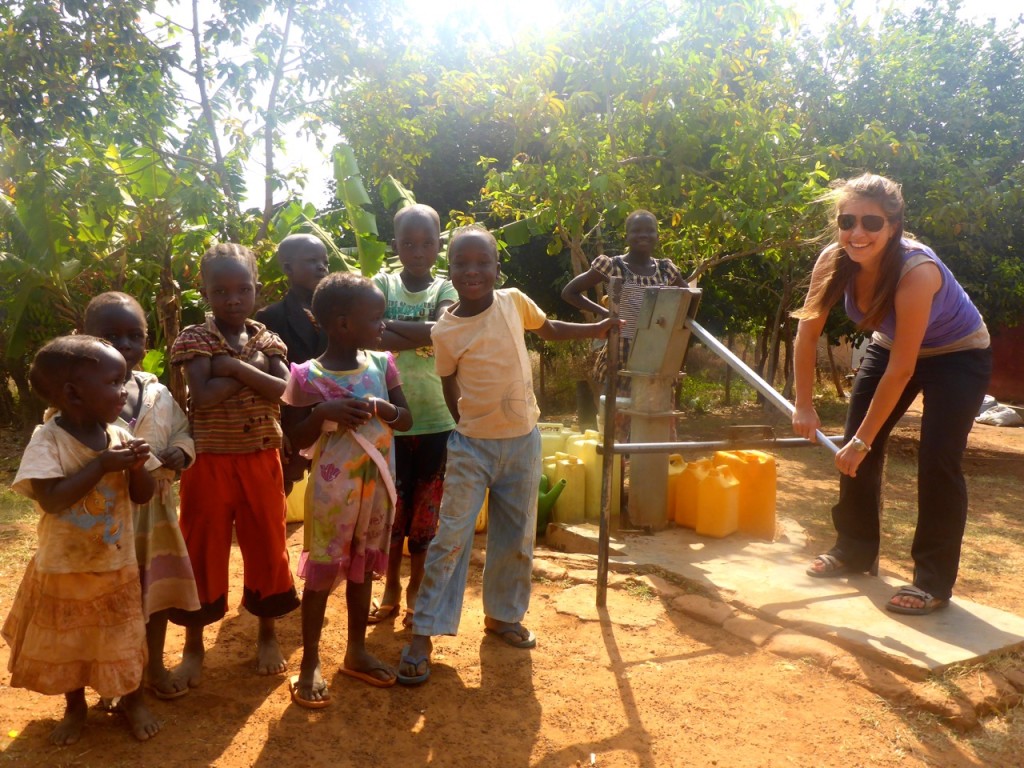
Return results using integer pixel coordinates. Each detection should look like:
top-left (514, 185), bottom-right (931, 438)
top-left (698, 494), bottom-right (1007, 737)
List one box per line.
top-left (599, 436), bottom-right (844, 455)
top-left (685, 319), bottom-right (840, 456)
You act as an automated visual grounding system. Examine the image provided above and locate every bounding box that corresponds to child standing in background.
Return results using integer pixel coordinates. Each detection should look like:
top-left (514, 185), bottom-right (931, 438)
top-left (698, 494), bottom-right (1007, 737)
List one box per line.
top-left (283, 273), bottom-right (412, 707)
top-left (255, 233), bottom-right (330, 366)
top-left (4, 336), bottom-right (159, 744)
top-left (83, 292), bottom-right (200, 700)
top-left (369, 204), bottom-right (457, 628)
top-left (396, 226), bottom-right (617, 685)
top-left (256, 233), bottom-right (330, 492)
top-left (561, 210), bottom-right (685, 435)
top-left (169, 243), bottom-right (300, 686)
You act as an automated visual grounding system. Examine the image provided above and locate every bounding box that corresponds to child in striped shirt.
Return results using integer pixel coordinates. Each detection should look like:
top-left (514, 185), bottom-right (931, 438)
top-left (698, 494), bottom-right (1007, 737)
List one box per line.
top-left (168, 243), bottom-right (300, 687)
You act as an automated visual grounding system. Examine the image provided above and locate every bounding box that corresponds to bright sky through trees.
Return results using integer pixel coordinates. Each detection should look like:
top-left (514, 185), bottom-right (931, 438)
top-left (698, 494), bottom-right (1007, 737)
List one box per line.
top-left (231, 0), bottom-right (1021, 209)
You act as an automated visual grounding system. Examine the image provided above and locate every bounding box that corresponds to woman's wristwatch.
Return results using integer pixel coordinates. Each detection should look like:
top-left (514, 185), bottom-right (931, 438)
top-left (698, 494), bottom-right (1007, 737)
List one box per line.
top-left (848, 436), bottom-right (870, 453)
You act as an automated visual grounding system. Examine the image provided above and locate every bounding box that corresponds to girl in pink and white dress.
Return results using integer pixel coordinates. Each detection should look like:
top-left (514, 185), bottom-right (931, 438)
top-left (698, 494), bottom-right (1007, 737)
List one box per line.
top-left (282, 272), bottom-right (412, 708)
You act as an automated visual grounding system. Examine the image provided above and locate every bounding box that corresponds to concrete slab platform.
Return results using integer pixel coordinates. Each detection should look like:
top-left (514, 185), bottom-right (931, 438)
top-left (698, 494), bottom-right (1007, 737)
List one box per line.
top-left (544, 522), bottom-right (628, 556)
top-left (563, 520), bottom-right (1024, 679)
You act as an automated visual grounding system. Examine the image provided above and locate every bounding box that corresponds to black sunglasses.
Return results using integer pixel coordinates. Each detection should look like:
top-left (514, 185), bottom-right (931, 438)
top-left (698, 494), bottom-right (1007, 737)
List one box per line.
top-left (837, 214), bottom-right (887, 232)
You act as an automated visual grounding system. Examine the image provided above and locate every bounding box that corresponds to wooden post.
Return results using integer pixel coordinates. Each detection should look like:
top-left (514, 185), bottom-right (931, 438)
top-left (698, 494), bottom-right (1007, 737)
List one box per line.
top-left (597, 277), bottom-right (622, 608)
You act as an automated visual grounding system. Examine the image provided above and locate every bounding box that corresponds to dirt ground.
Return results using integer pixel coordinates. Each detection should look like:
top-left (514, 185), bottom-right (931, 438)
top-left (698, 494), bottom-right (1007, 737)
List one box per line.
top-left (0, 405), bottom-right (1023, 767)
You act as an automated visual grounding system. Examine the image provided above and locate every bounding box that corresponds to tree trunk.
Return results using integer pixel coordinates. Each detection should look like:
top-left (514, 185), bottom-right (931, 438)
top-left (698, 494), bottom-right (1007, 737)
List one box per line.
top-left (158, 245), bottom-right (187, 410)
top-left (10, 362), bottom-right (39, 437)
top-left (765, 277), bottom-right (794, 392)
top-left (826, 341), bottom-right (846, 399)
top-left (192, 0), bottom-right (240, 237)
top-left (754, 327), bottom-right (769, 378)
top-left (781, 318), bottom-right (795, 401)
top-left (256, 1), bottom-right (296, 242)
top-left (723, 332), bottom-right (734, 405)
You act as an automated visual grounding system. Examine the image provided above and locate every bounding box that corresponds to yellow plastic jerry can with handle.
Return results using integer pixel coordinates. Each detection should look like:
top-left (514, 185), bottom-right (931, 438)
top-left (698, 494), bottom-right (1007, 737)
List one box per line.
top-left (539, 423), bottom-right (578, 459)
top-left (565, 429), bottom-right (621, 520)
top-left (713, 449), bottom-right (777, 540)
top-left (696, 464), bottom-right (740, 538)
top-left (551, 452), bottom-right (586, 524)
top-left (674, 458), bottom-right (712, 528)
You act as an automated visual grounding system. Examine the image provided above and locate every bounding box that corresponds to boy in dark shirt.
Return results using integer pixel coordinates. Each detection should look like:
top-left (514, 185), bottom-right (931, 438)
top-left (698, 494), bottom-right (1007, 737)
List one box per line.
top-left (256, 234), bottom-right (330, 365)
top-left (256, 234), bottom-right (330, 490)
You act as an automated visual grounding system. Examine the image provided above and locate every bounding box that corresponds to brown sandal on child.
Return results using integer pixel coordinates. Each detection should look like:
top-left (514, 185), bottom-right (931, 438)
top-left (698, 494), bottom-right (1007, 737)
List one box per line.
top-left (367, 602), bottom-right (399, 624)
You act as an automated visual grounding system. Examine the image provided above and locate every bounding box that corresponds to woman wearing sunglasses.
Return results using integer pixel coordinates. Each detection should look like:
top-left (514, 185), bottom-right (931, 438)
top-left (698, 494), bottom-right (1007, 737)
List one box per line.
top-left (791, 173), bottom-right (992, 616)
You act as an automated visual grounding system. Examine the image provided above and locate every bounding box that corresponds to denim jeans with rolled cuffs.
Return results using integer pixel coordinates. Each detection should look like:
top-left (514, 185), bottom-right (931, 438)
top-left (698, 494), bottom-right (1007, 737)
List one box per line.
top-left (829, 343), bottom-right (992, 600)
top-left (411, 428), bottom-right (542, 637)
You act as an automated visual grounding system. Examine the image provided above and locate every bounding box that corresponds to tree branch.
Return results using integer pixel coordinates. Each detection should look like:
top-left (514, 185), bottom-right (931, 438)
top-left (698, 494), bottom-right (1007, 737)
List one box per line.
top-left (191, 0), bottom-right (239, 232)
top-left (257, 0), bottom-right (296, 242)
top-left (685, 238), bottom-right (800, 284)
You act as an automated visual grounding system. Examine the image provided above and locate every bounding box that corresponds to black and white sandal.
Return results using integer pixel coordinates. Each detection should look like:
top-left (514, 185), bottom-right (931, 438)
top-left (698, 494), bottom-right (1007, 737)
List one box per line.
top-left (805, 553), bottom-right (851, 578)
top-left (885, 585), bottom-right (950, 615)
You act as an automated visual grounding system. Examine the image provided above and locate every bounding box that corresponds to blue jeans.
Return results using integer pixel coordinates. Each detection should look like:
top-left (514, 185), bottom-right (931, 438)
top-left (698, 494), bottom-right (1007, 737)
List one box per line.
top-left (829, 344), bottom-right (992, 599)
top-left (412, 428), bottom-right (541, 637)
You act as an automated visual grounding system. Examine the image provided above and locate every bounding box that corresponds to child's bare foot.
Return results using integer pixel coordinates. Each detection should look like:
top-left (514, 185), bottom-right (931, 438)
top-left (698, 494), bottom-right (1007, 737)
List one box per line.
top-left (50, 691), bottom-right (87, 746)
top-left (256, 618), bottom-right (286, 676)
top-left (289, 662), bottom-right (330, 707)
top-left (145, 668), bottom-right (189, 700)
top-left (169, 646), bottom-right (204, 690)
top-left (404, 586), bottom-right (419, 614)
top-left (341, 648), bottom-right (397, 687)
top-left (120, 690), bottom-right (161, 741)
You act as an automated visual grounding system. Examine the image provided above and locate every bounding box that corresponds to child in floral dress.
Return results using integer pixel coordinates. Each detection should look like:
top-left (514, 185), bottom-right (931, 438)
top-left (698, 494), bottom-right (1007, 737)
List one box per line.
top-left (283, 272), bottom-right (413, 707)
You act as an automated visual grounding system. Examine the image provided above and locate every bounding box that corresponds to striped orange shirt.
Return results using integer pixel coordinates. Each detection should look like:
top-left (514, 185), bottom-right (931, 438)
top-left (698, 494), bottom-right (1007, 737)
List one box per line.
top-left (170, 315), bottom-right (286, 454)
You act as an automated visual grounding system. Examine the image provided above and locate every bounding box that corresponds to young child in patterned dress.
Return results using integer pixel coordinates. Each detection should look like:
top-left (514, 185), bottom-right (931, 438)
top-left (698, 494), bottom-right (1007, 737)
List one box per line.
top-left (83, 292), bottom-right (200, 699)
top-left (283, 272), bottom-right (413, 707)
top-left (3, 336), bottom-right (160, 744)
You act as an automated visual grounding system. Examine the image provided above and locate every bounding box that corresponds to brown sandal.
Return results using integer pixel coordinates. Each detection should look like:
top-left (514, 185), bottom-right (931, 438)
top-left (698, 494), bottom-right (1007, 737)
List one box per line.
top-left (367, 602), bottom-right (399, 624)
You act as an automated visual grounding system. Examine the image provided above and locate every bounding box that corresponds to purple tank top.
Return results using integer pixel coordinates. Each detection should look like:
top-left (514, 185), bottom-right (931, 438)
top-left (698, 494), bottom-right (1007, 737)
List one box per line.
top-left (844, 240), bottom-right (983, 348)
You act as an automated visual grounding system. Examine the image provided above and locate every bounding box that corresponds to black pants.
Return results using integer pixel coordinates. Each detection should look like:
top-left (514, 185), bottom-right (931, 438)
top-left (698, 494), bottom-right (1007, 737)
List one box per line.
top-left (829, 344), bottom-right (992, 599)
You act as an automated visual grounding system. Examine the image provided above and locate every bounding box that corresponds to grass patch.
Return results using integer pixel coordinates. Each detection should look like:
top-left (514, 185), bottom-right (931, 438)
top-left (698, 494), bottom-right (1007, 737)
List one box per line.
top-left (676, 373), bottom-right (758, 416)
top-left (0, 486), bottom-right (35, 576)
top-left (622, 578), bottom-right (656, 601)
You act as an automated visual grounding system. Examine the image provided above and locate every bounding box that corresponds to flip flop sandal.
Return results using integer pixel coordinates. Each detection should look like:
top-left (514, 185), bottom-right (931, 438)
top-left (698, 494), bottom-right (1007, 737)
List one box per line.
top-left (367, 602), bottom-right (399, 625)
top-left (288, 674), bottom-right (331, 709)
top-left (885, 585), bottom-right (950, 616)
top-left (396, 644), bottom-right (431, 685)
top-left (145, 682), bottom-right (190, 701)
top-left (340, 665), bottom-right (397, 688)
top-left (485, 623), bottom-right (537, 649)
top-left (805, 553), bottom-right (852, 578)
top-left (402, 610), bottom-right (415, 629)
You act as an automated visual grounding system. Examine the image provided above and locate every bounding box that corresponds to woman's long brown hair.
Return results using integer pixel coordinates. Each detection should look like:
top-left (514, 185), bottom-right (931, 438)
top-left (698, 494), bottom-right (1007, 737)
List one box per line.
top-left (792, 174), bottom-right (907, 329)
